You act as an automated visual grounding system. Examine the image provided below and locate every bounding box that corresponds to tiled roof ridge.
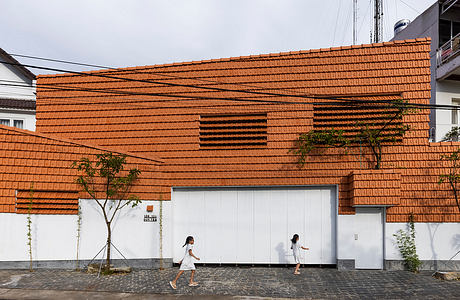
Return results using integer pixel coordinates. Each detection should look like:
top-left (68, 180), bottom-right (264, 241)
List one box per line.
top-left (37, 38), bottom-right (431, 78)
top-left (0, 125), bottom-right (164, 164)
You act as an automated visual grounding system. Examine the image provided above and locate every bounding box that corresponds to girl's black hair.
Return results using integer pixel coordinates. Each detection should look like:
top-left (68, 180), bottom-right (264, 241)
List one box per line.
top-left (291, 234), bottom-right (299, 244)
top-left (183, 236), bottom-right (194, 247)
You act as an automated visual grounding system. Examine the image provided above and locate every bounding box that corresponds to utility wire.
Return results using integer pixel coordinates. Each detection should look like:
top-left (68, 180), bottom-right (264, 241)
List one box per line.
top-left (0, 81), bottom-right (426, 112)
top-left (2, 59), bottom-right (457, 111)
top-left (398, 0), bottom-right (420, 14)
top-left (9, 53), bottom-right (112, 70)
top-left (0, 60), bottom-right (425, 109)
top-left (2, 80), bottom-right (459, 113)
top-left (9, 53), bottom-right (318, 98)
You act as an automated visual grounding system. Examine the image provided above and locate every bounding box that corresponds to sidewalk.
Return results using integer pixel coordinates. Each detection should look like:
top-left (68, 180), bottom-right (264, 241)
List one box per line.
top-left (0, 288), bottom-right (280, 300)
top-left (0, 267), bottom-right (459, 299)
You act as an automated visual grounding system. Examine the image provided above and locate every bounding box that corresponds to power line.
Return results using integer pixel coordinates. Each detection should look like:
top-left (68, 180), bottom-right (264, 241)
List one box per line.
top-left (2, 80), bottom-right (459, 113)
top-left (0, 60), bottom-right (417, 108)
top-left (9, 53), bottom-right (314, 98)
top-left (2, 58), bottom-right (457, 111)
top-left (9, 53), bottom-right (112, 70)
top-left (398, 0), bottom-right (420, 14)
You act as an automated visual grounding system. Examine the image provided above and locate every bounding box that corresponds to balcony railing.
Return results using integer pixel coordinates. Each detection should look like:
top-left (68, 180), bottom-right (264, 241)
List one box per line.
top-left (437, 32), bottom-right (460, 67)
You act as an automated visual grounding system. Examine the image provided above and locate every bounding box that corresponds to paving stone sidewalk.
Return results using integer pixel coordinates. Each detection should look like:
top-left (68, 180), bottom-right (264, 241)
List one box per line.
top-left (0, 267), bottom-right (459, 299)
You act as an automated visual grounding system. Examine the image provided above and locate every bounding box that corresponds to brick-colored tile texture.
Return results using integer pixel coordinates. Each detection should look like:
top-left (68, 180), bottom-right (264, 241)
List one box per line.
top-left (34, 38), bottom-right (460, 222)
top-left (0, 125), bottom-right (166, 214)
top-left (349, 170), bottom-right (401, 207)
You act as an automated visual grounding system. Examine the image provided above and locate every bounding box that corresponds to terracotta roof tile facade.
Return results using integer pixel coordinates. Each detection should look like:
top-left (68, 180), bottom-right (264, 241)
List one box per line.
top-left (35, 38), bottom-right (460, 222)
top-left (0, 125), bottom-right (165, 214)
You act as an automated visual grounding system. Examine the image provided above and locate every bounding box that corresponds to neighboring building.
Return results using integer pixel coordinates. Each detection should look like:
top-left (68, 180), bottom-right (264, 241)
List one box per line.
top-left (392, 0), bottom-right (460, 141)
top-left (1, 38), bottom-right (458, 270)
top-left (0, 48), bottom-right (36, 131)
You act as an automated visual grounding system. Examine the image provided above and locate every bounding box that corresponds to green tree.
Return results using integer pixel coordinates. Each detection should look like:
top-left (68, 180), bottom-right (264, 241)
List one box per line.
top-left (73, 152), bottom-right (141, 268)
top-left (439, 149), bottom-right (460, 213)
top-left (441, 126), bottom-right (460, 142)
top-left (292, 99), bottom-right (411, 169)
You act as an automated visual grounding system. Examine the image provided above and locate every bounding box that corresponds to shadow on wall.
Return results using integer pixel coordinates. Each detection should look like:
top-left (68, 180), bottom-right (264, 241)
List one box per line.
top-left (427, 223), bottom-right (440, 270)
top-left (275, 242), bottom-right (288, 263)
top-left (452, 234), bottom-right (460, 253)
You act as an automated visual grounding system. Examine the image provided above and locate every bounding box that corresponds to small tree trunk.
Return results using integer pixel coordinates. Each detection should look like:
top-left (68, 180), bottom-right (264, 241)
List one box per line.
top-left (106, 223), bottom-right (111, 268)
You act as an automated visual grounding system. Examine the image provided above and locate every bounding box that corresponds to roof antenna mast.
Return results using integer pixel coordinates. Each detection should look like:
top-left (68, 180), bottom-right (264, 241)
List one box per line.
top-left (373, 0), bottom-right (383, 43)
top-left (353, 0), bottom-right (358, 44)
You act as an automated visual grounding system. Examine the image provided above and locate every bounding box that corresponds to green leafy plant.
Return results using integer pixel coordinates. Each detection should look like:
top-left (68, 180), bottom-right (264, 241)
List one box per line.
top-left (439, 149), bottom-right (460, 213)
top-left (27, 182), bottom-right (34, 272)
top-left (441, 126), bottom-right (460, 142)
top-left (393, 213), bottom-right (421, 273)
top-left (72, 152), bottom-right (141, 269)
top-left (159, 196), bottom-right (164, 270)
top-left (292, 99), bottom-right (412, 169)
top-left (75, 203), bottom-right (82, 270)
top-left (292, 129), bottom-right (350, 166)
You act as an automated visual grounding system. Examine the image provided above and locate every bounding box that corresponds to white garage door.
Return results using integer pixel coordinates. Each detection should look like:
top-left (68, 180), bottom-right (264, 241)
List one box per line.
top-left (172, 187), bottom-right (336, 265)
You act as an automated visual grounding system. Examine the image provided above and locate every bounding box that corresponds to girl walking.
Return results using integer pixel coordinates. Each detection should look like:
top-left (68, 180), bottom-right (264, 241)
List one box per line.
top-left (291, 234), bottom-right (309, 275)
top-left (169, 236), bottom-right (200, 289)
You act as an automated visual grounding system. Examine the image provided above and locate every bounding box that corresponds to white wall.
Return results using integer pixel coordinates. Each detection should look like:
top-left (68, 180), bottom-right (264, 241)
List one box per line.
top-left (0, 60), bottom-right (36, 131)
top-left (78, 199), bottom-right (172, 260)
top-left (436, 81), bottom-right (460, 141)
top-left (0, 213), bottom-right (77, 261)
top-left (337, 212), bottom-right (460, 263)
top-left (386, 222), bottom-right (460, 261)
top-left (0, 63), bottom-right (35, 100)
top-left (0, 199), bottom-right (172, 262)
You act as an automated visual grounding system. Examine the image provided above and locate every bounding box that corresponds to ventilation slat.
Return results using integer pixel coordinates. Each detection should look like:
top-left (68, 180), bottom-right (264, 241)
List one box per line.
top-left (200, 114), bottom-right (268, 149)
top-left (313, 99), bottom-right (405, 142)
top-left (15, 190), bottom-right (78, 214)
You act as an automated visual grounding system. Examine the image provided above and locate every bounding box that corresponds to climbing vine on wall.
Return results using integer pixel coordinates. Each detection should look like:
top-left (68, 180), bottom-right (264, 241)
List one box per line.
top-left (26, 182), bottom-right (34, 272)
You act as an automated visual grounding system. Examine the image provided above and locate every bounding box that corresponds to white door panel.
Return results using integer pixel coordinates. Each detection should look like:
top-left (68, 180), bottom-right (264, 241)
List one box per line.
top-left (236, 190), bottom-right (253, 263)
top-left (220, 191), bottom-right (238, 262)
top-left (172, 187), bottom-right (336, 265)
top-left (355, 208), bottom-right (383, 269)
top-left (254, 191), bottom-right (271, 263)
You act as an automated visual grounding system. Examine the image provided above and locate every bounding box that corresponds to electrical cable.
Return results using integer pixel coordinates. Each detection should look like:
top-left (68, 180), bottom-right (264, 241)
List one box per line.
top-left (1, 56), bottom-right (457, 111)
top-left (8, 53), bottom-right (325, 98)
top-left (398, 0), bottom-right (420, 14)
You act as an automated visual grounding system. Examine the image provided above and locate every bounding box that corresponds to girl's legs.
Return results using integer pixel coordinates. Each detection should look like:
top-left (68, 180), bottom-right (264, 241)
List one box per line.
top-left (294, 263), bottom-right (300, 274)
top-left (172, 270), bottom-right (184, 285)
top-left (190, 270), bottom-right (197, 284)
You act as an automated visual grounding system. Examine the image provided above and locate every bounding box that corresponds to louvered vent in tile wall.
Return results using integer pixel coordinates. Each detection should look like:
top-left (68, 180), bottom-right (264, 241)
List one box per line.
top-left (15, 190), bottom-right (79, 215)
top-left (313, 99), bottom-right (404, 142)
top-left (200, 114), bottom-right (267, 149)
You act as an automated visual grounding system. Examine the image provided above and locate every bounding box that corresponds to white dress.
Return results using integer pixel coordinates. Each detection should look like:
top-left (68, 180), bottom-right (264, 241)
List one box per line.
top-left (179, 244), bottom-right (196, 271)
top-left (292, 242), bottom-right (301, 264)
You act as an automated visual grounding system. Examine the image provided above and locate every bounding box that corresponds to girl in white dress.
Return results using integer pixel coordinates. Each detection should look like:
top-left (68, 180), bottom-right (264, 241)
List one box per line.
top-left (169, 236), bottom-right (200, 289)
top-left (291, 234), bottom-right (309, 275)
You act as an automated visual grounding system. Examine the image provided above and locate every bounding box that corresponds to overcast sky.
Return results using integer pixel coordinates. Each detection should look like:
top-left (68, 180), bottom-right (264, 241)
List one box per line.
top-left (0, 0), bottom-right (435, 74)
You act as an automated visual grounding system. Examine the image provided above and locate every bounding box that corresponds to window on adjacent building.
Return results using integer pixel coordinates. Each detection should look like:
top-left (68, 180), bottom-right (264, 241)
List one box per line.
top-left (452, 99), bottom-right (460, 125)
top-left (199, 113), bottom-right (267, 149)
top-left (0, 118), bottom-right (24, 129)
top-left (13, 120), bottom-right (24, 129)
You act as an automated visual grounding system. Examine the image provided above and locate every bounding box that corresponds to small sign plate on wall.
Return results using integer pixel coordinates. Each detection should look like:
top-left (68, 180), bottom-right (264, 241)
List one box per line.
top-left (144, 214), bottom-right (157, 222)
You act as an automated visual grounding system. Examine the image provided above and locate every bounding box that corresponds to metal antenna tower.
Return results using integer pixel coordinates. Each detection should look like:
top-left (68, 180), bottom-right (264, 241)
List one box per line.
top-left (372, 0), bottom-right (383, 43)
top-left (353, 0), bottom-right (358, 44)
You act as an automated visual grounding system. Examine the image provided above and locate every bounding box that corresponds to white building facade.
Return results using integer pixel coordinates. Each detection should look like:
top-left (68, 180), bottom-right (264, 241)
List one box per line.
top-left (0, 48), bottom-right (36, 131)
top-left (393, 0), bottom-right (460, 141)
